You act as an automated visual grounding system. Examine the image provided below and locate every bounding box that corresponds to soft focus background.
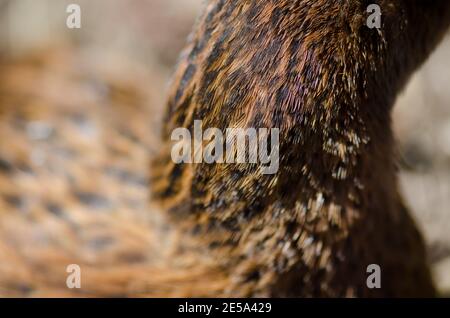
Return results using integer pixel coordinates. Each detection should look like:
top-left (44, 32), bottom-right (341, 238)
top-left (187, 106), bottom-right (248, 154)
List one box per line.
top-left (0, 0), bottom-right (449, 292)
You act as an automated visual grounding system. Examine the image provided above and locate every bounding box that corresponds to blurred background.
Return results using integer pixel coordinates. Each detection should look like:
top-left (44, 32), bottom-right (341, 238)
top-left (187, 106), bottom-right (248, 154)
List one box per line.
top-left (0, 0), bottom-right (449, 292)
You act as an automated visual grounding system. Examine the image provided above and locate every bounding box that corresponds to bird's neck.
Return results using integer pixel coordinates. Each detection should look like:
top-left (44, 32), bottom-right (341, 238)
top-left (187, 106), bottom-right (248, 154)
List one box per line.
top-left (152, 0), bottom-right (450, 294)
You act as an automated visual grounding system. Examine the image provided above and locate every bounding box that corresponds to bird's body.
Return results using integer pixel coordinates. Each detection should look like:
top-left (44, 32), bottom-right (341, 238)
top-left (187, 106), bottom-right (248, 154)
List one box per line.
top-left (1, 0), bottom-right (450, 297)
top-left (0, 49), bottom-right (168, 296)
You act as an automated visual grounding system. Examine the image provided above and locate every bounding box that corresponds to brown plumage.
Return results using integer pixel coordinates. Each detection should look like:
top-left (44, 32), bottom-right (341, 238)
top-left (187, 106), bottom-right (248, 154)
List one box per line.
top-left (0, 0), bottom-right (450, 297)
top-left (152, 0), bottom-right (450, 297)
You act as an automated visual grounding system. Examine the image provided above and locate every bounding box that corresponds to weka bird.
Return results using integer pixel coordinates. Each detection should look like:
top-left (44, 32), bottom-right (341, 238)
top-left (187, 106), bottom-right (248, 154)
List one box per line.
top-left (0, 0), bottom-right (450, 297)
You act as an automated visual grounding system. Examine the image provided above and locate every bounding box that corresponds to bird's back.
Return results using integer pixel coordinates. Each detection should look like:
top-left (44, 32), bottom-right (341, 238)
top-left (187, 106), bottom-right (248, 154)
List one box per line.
top-left (0, 48), bottom-right (227, 297)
